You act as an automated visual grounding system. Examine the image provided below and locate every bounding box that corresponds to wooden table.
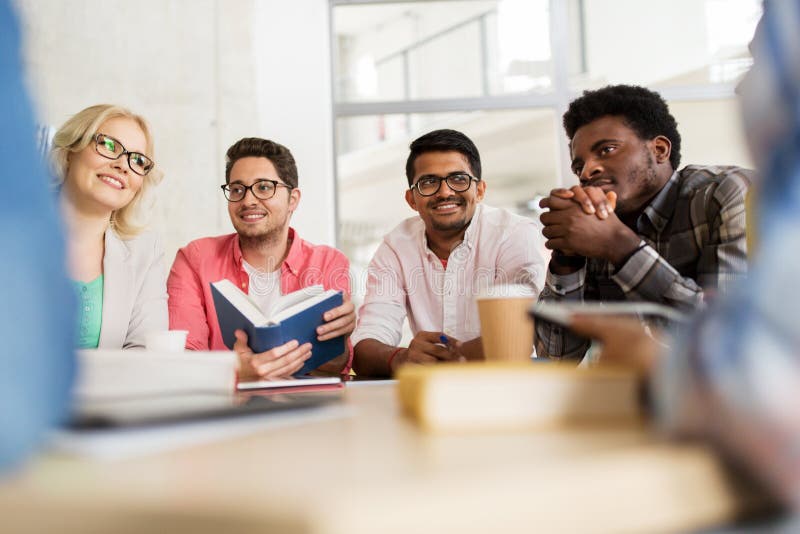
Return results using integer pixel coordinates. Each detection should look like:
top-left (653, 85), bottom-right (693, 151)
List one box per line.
top-left (0, 383), bottom-right (758, 533)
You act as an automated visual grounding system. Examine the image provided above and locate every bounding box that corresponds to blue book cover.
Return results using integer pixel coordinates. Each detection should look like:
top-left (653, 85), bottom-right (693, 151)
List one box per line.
top-left (210, 281), bottom-right (345, 376)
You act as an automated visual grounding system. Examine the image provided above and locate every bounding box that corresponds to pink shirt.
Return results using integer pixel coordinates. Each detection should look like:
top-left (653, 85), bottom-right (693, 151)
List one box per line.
top-left (351, 204), bottom-right (546, 347)
top-left (168, 229), bottom-right (352, 363)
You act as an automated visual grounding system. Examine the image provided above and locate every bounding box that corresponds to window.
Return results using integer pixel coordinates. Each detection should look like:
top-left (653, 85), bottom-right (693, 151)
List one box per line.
top-left (334, 1), bottom-right (554, 103)
top-left (331, 0), bottom-right (761, 307)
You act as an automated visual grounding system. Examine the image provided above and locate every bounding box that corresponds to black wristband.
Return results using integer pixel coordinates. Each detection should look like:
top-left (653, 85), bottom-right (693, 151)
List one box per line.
top-left (551, 250), bottom-right (586, 269)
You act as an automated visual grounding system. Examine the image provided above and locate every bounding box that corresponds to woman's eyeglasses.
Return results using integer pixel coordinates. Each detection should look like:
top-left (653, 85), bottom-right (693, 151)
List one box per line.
top-left (94, 133), bottom-right (154, 176)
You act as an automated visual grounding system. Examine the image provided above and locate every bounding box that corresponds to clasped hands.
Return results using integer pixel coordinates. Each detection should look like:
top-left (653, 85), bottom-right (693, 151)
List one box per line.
top-left (235, 296), bottom-right (356, 380)
top-left (539, 185), bottom-right (662, 376)
top-left (539, 185), bottom-right (637, 266)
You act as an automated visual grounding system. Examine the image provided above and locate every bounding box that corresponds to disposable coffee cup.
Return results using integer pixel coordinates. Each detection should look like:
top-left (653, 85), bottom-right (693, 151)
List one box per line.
top-left (145, 330), bottom-right (189, 352)
top-left (477, 284), bottom-right (536, 362)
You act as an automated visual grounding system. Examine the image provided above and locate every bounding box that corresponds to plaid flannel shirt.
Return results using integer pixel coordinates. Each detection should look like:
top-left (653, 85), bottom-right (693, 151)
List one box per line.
top-left (536, 164), bottom-right (752, 360)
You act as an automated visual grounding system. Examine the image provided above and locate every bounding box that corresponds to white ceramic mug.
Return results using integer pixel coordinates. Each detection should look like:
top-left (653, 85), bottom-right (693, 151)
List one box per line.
top-left (144, 330), bottom-right (189, 352)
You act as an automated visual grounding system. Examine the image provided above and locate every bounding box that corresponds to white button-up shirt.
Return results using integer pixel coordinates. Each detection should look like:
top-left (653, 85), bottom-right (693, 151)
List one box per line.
top-left (351, 204), bottom-right (547, 347)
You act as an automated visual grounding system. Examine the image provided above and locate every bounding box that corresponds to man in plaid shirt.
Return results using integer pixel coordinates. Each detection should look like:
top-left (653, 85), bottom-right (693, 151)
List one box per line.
top-left (536, 85), bottom-right (753, 361)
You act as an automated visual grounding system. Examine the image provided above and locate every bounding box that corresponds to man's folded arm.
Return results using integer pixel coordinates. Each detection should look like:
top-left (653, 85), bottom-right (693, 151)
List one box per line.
top-left (611, 244), bottom-right (704, 311)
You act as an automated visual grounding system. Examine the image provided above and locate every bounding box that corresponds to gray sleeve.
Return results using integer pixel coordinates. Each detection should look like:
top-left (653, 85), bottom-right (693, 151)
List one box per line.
top-left (534, 264), bottom-right (591, 360)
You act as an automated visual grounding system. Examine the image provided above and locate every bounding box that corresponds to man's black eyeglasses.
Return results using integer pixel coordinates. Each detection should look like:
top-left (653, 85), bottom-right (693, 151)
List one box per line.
top-left (94, 133), bottom-right (154, 176)
top-left (221, 179), bottom-right (293, 202)
top-left (409, 173), bottom-right (479, 196)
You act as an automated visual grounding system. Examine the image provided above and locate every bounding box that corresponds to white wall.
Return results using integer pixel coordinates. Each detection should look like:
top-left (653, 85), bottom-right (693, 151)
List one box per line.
top-left (253, 0), bottom-right (337, 247)
top-left (15, 0), bottom-right (337, 265)
top-left (672, 99), bottom-right (752, 168)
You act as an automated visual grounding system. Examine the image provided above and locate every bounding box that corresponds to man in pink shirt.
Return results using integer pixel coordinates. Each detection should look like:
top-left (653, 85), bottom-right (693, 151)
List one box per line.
top-left (168, 138), bottom-right (355, 378)
top-left (351, 129), bottom-right (546, 377)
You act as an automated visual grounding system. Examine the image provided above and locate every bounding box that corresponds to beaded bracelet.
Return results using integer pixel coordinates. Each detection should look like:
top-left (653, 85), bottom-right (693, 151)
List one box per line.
top-left (387, 347), bottom-right (404, 370)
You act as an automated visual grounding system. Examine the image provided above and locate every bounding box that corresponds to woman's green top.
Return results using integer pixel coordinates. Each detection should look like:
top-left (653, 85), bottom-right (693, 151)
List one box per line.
top-left (72, 274), bottom-right (103, 349)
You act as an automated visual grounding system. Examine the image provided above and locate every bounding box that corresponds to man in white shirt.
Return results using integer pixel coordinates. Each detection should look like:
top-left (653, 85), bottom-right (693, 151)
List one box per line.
top-left (351, 129), bottom-right (546, 377)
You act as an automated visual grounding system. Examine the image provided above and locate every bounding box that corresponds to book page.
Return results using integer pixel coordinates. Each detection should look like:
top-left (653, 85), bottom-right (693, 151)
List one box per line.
top-left (212, 279), bottom-right (269, 326)
top-left (270, 289), bottom-right (339, 324)
top-left (267, 284), bottom-right (324, 318)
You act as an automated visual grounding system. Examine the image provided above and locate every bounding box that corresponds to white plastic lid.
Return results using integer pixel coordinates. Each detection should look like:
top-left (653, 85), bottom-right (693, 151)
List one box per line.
top-left (475, 283), bottom-right (537, 300)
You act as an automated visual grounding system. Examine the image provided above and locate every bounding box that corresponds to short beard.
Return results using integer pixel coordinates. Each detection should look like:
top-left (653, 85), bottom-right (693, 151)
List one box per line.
top-left (427, 196), bottom-right (469, 232)
top-left (235, 212), bottom-right (290, 250)
top-left (616, 149), bottom-right (658, 215)
top-left (431, 215), bottom-right (469, 232)
top-left (238, 229), bottom-right (282, 250)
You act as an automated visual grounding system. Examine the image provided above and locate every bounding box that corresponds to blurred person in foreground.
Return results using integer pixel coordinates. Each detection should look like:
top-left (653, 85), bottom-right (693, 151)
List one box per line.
top-left (568, 0), bottom-right (800, 510)
top-left (53, 104), bottom-right (167, 349)
top-left (0, 0), bottom-right (74, 470)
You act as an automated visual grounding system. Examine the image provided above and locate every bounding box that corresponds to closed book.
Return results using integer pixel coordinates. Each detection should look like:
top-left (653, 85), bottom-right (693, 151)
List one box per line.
top-left (75, 349), bottom-right (237, 400)
top-left (210, 280), bottom-right (345, 376)
top-left (237, 375), bottom-right (343, 392)
top-left (397, 362), bottom-right (641, 431)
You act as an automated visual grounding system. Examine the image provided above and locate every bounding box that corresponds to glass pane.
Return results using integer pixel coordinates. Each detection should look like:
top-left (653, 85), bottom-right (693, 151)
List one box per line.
top-left (572, 0), bottom-right (761, 90)
top-left (407, 22), bottom-right (484, 99)
top-left (337, 108), bottom-right (558, 304)
top-left (333, 0), bottom-right (553, 103)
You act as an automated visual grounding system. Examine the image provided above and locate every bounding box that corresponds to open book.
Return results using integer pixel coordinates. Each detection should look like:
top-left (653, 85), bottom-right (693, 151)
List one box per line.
top-left (397, 362), bottom-right (641, 432)
top-left (210, 280), bottom-right (345, 376)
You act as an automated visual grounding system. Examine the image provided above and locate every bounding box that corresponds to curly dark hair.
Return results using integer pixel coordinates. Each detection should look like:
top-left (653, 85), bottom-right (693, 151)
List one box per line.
top-left (225, 137), bottom-right (298, 188)
top-left (405, 129), bottom-right (482, 186)
top-left (563, 85), bottom-right (682, 169)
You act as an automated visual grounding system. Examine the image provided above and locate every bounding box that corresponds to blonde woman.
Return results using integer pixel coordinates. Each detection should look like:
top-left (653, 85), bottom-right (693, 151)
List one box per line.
top-left (53, 104), bottom-right (167, 349)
